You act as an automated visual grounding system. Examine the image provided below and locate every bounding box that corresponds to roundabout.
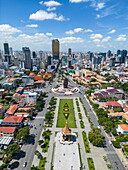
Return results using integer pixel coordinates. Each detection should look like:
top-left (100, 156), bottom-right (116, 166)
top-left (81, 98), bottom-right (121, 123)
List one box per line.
top-left (52, 77), bottom-right (80, 95)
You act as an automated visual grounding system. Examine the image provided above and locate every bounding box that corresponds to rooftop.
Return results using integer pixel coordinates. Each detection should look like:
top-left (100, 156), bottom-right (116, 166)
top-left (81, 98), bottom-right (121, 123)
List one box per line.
top-left (0, 127), bottom-right (16, 133)
top-left (106, 101), bottom-right (121, 107)
top-left (119, 124), bottom-right (128, 131)
top-left (6, 104), bottom-right (19, 115)
top-left (2, 116), bottom-right (24, 123)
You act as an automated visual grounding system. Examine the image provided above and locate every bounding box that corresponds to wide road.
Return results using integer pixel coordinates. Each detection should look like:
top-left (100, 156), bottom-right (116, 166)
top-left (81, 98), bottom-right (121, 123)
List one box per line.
top-left (67, 76), bottom-right (125, 170)
top-left (11, 74), bottom-right (58, 170)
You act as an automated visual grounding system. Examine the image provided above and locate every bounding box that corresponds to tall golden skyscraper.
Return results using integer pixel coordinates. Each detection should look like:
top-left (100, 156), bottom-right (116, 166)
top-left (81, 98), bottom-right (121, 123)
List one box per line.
top-left (52, 39), bottom-right (60, 60)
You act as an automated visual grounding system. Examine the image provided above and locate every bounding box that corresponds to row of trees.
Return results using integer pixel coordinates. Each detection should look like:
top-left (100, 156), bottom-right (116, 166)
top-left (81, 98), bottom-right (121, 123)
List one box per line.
top-left (88, 128), bottom-right (104, 147)
top-left (91, 103), bottom-right (118, 135)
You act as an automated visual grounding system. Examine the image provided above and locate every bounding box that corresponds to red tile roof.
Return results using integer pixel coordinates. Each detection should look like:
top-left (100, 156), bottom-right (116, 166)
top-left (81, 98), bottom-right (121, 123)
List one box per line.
top-left (6, 104), bottom-right (19, 115)
top-left (18, 107), bottom-right (31, 111)
top-left (0, 127), bottom-right (16, 133)
top-left (2, 116), bottom-right (24, 123)
top-left (119, 124), bottom-right (128, 131)
top-left (34, 76), bottom-right (43, 81)
top-left (106, 101), bottom-right (121, 107)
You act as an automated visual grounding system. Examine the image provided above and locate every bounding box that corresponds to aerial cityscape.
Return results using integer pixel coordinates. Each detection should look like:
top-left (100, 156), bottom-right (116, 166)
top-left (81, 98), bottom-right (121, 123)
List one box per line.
top-left (0, 0), bottom-right (128, 170)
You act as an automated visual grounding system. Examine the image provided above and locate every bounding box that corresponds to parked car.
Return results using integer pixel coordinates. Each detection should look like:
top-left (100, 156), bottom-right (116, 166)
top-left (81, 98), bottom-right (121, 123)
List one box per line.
top-left (23, 162), bottom-right (27, 168)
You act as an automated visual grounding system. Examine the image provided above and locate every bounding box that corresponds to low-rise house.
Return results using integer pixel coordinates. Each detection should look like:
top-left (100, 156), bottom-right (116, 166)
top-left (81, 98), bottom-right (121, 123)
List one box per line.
top-left (1, 116), bottom-right (24, 128)
top-left (19, 99), bottom-right (25, 107)
top-left (0, 127), bottom-right (16, 137)
top-left (34, 80), bottom-right (45, 88)
top-left (34, 75), bottom-right (43, 81)
top-left (6, 104), bottom-right (19, 116)
top-left (17, 107), bottom-right (31, 112)
top-left (22, 76), bottom-right (34, 84)
top-left (13, 93), bottom-right (21, 102)
top-left (108, 112), bottom-right (128, 123)
top-left (105, 101), bottom-right (122, 110)
top-left (106, 89), bottom-right (124, 99)
top-left (116, 124), bottom-right (128, 134)
top-left (14, 112), bottom-right (29, 117)
top-left (16, 87), bottom-right (24, 94)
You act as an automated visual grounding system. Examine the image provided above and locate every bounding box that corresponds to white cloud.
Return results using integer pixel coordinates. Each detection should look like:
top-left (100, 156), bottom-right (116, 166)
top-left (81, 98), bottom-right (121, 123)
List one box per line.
top-left (102, 36), bottom-right (111, 42)
top-left (92, 39), bottom-right (101, 43)
top-left (96, 3), bottom-right (105, 10)
top-left (65, 30), bottom-right (74, 35)
top-left (26, 24), bottom-right (38, 28)
top-left (69, 0), bottom-right (89, 3)
top-left (108, 29), bottom-right (116, 34)
top-left (90, 33), bottom-right (103, 39)
top-left (0, 24), bottom-right (21, 35)
top-left (115, 34), bottom-right (127, 41)
top-left (96, 14), bottom-right (101, 18)
top-left (39, 1), bottom-right (43, 5)
top-left (74, 28), bottom-right (83, 33)
top-left (59, 36), bottom-right (84, 44)
top-left (84, 29), bottom-right (93, 32)
top-left (46, 32), bottom-right (53, 36)
top-left (96, 4), bottom-right (118, 19)
top-left (43, 0), bottom-right (61, 7)
top-left (47, 7), bottom-right (56, 11)
top-left (29, 10), bottom-right (65, 21)
top-left (65, 27), bottom-right (83, 35)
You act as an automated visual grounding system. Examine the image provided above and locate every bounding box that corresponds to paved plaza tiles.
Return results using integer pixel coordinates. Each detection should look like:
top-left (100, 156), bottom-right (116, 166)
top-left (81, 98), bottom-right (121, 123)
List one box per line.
top-left (53, 132), bottom-right (81, 170)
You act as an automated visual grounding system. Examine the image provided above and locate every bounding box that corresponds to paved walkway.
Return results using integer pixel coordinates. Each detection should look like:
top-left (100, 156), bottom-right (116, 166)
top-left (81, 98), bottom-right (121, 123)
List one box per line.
top-left (45, 97), bottom-right (60, 170)
top-left (77, 97), bottom-right (108, 170)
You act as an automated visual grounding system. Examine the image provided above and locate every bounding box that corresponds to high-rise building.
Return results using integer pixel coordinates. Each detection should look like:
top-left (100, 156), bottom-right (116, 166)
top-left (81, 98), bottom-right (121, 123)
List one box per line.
top-left (68, 48), bottom-right (71, 56)
top-left (4, 43), bottom-right (10, 55)
top-left (52, 39), bottom-right (59, 60)
top-left (110, 58), bottom-right (116, 67)
top-left (107, 50), bottom-right (111, 58)
top-left (32, 51), bottom-right (37, 58)
top-left (121, 50), bottom-right (127, 63)
top-left (117, 49), bottom-right (121, 56)
top-left (22, 47), bottom-right (32, 70)
top-left (47, 56), bottom-right (51, 65)
top-left (3, 43), bottom-right (11, 64)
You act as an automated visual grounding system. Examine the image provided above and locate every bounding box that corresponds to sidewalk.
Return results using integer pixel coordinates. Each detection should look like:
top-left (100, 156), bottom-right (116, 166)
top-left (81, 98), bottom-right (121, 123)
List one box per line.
top-left (77, 97), bottom-right (108, 170)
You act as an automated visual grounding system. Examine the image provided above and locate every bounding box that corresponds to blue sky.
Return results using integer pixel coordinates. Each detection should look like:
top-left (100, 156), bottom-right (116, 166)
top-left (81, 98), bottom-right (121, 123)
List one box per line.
top-left (0, 0), bottom-right (128, 52)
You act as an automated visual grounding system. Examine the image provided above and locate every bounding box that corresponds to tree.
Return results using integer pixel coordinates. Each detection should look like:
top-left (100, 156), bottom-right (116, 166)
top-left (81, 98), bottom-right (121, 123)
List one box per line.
top-left (88, 128), bottom-right (104, 146)
top-left (31, 165), bottom-right (39, 170)
top-left (38, 140), bottom-right (44, 145)
top-left (3, 155), bottom-right (12, 164)
top-left (92, 138), bottom-right (104, 146)
top-left (16, 127), bottom-right (30, 142)
top-left (6, 143), bottom-right (20, 156)
top-left (0, 163), bottom-right (7, 170)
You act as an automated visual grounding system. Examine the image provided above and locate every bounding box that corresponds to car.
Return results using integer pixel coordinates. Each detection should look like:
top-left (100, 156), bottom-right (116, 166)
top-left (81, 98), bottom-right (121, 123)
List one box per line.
top-left (30, 125), bottom-right (33, 128)
top-left (23, 162), bottom-right (27, 167)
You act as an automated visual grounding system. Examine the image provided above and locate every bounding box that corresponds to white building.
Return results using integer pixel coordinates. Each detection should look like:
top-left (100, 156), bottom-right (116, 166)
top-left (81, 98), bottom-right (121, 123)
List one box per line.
top-left (26, 92), bottom-right (37, 104)
top-left (116, 124), bottom-right (128, 134)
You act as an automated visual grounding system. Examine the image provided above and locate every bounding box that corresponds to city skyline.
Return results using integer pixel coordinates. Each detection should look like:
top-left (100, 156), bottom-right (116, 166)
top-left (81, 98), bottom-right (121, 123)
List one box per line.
top-left (0, 0), bottom-right (128, 52)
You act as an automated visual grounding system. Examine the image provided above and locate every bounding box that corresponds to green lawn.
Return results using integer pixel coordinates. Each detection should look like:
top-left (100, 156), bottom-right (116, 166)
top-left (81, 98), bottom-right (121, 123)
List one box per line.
top-left (56, 99), bottom-right (76, 128)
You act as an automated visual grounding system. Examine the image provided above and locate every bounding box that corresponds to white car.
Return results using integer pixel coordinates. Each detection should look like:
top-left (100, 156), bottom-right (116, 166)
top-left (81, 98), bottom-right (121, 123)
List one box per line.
top-left (23, 162), bottom-right (27, 168)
